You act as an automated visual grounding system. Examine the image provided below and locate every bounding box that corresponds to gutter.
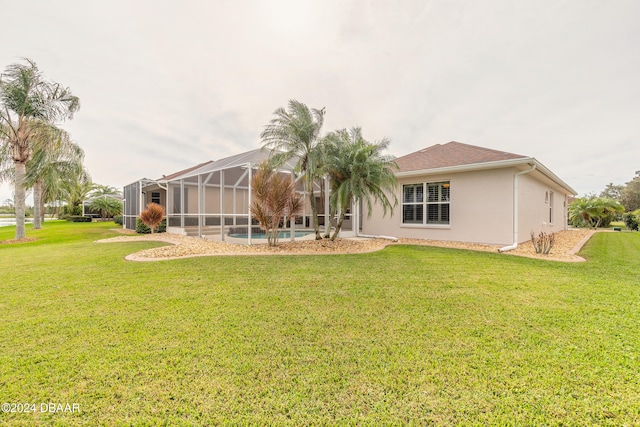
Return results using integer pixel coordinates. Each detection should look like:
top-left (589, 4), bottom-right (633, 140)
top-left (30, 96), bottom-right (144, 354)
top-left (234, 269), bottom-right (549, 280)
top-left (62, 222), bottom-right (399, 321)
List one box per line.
top-left (395, 157), bottom-right (533, 179)
top-left (396, 157), bottom-right (576, 196)
top-left (498, 164), bottom-right (537, 253)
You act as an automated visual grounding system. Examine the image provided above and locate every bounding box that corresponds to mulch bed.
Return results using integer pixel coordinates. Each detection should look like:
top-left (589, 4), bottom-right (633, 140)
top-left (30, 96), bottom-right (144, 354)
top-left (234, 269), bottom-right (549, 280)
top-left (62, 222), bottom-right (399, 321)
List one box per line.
top-left (97, 229), bottom-right (595, 262)
top-left (0, 237), bottom-right (38, 244)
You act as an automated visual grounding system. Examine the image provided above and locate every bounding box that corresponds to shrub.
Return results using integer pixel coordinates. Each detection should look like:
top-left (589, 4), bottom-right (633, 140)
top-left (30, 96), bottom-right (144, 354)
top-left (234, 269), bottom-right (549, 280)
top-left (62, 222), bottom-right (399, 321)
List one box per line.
top-left (136, 218), bottom-right (166, 234)
top-left (531, 231), bottom-right (556, 254)
top-left (113, 215), bottom-right (123, 226)
top-left (249, 162), bottom-right (302, 246)
top-left (139, 203), bottom-right (166, 234)
top-left (62, 205), bottom-right (83, 216)
top-left (623, 211), bottom-right (639, 231)
top-left (66, 215), bottom-right (92, 223)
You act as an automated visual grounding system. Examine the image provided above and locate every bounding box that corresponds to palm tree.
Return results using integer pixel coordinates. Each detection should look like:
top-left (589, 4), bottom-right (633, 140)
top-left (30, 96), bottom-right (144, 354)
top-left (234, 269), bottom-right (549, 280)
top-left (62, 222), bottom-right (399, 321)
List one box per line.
top-left (25, 129), bottom-right (85, 227)
top-left (591, 198), bottom-right (625, 228)
top-left (260, 100), bottom-right (325, 240)
top-left (250, 162), bottom-right (303, 246)
top-left (1, 123), bottom-right (85, 227)
top-left (61, 171), bottom-right (93, 216)
top-left (89, 196), bottom-right (122, 220)
top-left (322, 127), bottom-right (398, 240)
top-left (90, 184), bottom-right (121, 198)
top-left (569, 197), bottom-right (624, 229)
top-left (0, 58), bottom-right (80, 239)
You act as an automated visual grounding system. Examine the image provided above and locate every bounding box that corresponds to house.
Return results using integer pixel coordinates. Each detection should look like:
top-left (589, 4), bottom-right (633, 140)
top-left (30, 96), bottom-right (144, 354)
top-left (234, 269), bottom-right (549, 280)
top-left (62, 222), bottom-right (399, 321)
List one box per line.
top-left (360, 141), bottom-right (577, 247)
top-left (124, 142), bottom-right (576, 248)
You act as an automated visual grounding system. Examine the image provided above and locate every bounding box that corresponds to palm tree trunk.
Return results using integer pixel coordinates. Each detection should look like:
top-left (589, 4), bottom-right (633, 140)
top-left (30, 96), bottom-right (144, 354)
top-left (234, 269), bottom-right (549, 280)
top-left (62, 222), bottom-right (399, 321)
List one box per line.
top-left (307, 183), bottom-right (321, 240)
top-left (14, 161), bottom-right (27, 239)
top-left (40, 198), bottom-right (46, 223)
top-left (33, 180), bottom-right (42, 229)
top-left (330, 209), bottom-right (347, 241)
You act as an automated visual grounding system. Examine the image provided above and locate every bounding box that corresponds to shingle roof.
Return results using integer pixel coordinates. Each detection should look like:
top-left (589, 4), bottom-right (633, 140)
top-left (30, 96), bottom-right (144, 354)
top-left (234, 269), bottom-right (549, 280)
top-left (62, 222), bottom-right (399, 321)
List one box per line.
top-left (395, 141), bottom-right (527, 172)
top-left (158, 160), bottom-right (214, 181)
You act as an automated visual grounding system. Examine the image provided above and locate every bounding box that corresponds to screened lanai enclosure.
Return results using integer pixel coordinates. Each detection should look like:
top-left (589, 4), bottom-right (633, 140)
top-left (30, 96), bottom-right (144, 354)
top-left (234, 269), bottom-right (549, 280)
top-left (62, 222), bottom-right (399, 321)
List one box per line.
top-left (123, 149), bottom-right (360, 243)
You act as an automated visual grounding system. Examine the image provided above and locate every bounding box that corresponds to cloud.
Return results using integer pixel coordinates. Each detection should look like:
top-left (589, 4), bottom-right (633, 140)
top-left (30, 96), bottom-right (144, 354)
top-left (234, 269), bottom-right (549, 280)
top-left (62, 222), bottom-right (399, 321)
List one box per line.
top-left (1, 0), bottom-right (639, 202)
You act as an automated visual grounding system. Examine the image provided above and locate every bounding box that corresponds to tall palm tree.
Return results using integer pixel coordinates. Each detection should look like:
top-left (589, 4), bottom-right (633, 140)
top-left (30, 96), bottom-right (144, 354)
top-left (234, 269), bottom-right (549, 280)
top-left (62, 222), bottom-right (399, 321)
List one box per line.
top-left (260, 100), bottom-right (325, 239)
top-left (322, 127), bottom-right (398, 240)
top-left (0, 130), bottom-right (12, 184)
top-left (0, 58), bottom-right (80, 239)
top-left (24, 126), bottom-right (85, 228)
top-left (0, 122), bottom-right (84, 228)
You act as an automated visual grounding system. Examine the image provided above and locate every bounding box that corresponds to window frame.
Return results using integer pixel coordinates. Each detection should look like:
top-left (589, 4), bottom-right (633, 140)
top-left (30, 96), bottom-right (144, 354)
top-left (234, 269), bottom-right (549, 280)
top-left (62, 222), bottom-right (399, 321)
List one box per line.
top-left (151, 191), bottom-right (161, 205)
top-left (401, 181), bottom-right (451, 227)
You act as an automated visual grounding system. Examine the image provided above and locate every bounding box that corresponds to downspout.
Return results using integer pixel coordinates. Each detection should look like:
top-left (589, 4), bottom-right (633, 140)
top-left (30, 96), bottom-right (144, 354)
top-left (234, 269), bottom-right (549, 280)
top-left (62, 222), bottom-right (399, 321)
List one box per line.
top-left (498, 163), bottom-right (536, 253)
top-left (247, 163), bottom-right (252, 246)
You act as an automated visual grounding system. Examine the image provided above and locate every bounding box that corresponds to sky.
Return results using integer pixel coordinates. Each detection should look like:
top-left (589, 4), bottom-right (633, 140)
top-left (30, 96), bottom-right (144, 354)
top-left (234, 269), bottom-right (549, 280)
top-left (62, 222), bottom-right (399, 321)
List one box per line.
top-left (1, 0), bottom-right (639, 204)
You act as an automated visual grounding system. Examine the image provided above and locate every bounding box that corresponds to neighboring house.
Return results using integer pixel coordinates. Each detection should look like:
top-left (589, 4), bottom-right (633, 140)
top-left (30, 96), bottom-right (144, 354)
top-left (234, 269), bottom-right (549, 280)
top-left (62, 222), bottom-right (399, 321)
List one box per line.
top-left (361, 141), bottom-right (577, 247)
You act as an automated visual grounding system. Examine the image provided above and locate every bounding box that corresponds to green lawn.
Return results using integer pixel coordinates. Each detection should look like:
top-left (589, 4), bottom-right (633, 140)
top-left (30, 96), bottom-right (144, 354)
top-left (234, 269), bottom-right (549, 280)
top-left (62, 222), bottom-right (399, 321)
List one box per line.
top-left (1, 222), bottom-right (639, 426)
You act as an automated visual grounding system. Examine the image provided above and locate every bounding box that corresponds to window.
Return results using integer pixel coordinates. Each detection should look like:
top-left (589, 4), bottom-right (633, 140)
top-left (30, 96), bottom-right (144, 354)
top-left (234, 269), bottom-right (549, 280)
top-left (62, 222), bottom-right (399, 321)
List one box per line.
top-left (151, 192), bottom-right (161, 204)
top-left (402, 181), bottom-right (450, 225)
top-left (402, 184), bottom-right (423, 224)
top-left (548, 191), bottom-right (554, 223)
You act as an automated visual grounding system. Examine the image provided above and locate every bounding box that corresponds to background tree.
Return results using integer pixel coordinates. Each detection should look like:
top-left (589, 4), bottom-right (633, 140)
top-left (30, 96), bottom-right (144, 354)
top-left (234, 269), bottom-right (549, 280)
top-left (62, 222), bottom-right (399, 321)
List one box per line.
top-left (569, 197), bottom-right (624, 229)
top-left (261, 100), bottom-right (325, 240)
top-left (322, 127), bottom-right (398, 240)
top-left (23, 124), bottom-right (84, 228)
top-left (623, 209), bottom-right (640, 231)
top-left (89, 196), bottom-right (123, 220)
top-left (34, 149), bottom-right (85, 221)
top-left (139, 202), bottom-right (165, 233)
top-left (90, 184), bottom-right (121, 198)
top-left (0, 58), bottom-right (80, 239)
top-left (60, 170), bottom-right (93, 216)
top-left (620, 171), bottom-right (640, 212)
top-left (250, 162), bottom-right (303, 246)
top-left (599, 182), bottom-right (624, 200)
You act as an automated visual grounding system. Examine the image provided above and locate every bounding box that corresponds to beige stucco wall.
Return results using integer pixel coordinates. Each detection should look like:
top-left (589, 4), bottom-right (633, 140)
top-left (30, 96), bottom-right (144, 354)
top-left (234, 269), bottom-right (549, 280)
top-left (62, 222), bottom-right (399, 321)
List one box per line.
top-left (517, 172), bottom-right (569, 242)
top-left (362, 167), bottom-right (571, 245)
top-left (202, 186), bottom-right (249, 214)
top-left (142, 189), bottom-right (166, 208)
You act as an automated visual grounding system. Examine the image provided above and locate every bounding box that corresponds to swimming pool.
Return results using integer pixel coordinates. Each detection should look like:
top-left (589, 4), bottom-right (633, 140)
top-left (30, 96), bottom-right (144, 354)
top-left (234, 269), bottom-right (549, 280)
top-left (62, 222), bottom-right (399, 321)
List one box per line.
top-left (228, 230), bottom-right (312, 239)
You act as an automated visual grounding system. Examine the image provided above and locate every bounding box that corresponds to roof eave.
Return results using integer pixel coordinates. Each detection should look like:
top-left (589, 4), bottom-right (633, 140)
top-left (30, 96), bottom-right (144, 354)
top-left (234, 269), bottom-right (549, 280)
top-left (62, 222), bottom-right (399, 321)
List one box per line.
top-left (396, 157), bottom-right (577, 196)
top-left (529, 158), bottom-right (578, 196)
top-left (395, 157), bottom-right (533, 178)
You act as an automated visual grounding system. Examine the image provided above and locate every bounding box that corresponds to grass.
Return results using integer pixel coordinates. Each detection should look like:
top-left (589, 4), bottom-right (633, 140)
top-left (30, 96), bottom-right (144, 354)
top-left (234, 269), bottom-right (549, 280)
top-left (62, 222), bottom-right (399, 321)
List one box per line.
top-left (1, 221), bottom-right (639, 426)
